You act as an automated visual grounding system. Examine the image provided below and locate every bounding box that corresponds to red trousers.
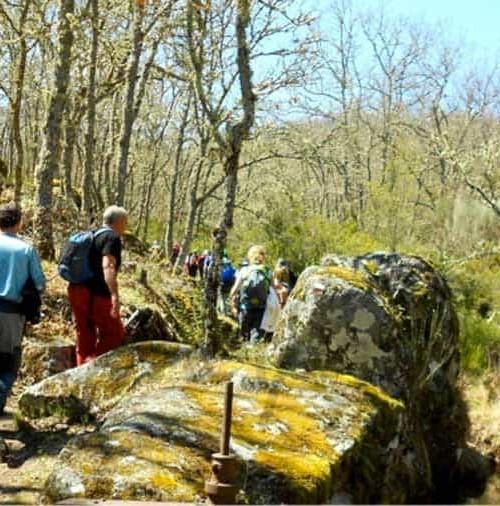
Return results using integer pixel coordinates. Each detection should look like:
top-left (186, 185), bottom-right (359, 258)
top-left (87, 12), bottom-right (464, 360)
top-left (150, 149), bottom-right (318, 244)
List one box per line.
top-left (68, 284), bottom-right (124, 366)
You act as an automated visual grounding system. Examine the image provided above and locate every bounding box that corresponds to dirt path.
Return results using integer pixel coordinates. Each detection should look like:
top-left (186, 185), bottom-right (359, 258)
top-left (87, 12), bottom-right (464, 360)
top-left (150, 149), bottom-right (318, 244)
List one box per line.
top-left (0, 397), bottom-right (70, 504)
top-left (463, 373), bottom-right (500, 504)
top-left (0, 384), bottom-right (90, 505)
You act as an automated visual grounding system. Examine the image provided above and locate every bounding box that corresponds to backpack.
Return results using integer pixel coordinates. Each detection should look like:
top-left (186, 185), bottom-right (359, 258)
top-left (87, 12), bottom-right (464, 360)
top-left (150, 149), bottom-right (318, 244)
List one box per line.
top-left (240, 265), bottom-right (271, 309)
top-left (220, 263), bottom-right (235, 288)
top-left (58, 228), bottom-right (110, 284)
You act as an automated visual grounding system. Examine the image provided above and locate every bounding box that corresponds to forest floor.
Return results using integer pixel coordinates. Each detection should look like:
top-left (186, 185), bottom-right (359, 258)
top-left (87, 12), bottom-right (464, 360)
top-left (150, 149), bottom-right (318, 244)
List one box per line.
top-left (462, 374), bottom-right (500, 504)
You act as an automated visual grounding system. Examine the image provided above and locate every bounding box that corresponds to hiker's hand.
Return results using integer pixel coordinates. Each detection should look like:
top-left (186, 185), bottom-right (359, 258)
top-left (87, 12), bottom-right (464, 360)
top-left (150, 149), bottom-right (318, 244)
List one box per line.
top-left (111, 295), bottom-right (121, 319)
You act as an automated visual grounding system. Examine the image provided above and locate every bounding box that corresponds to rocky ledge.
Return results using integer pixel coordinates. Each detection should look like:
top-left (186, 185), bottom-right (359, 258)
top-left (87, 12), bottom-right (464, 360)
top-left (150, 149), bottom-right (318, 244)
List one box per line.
top-left (18, 341), bottom-right (192, 421)
top-left (42, 360), bottom-right (404, 504)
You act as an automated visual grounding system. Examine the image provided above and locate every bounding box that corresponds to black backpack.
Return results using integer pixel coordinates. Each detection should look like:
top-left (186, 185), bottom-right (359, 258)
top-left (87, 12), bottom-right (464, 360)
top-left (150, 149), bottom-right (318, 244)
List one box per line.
top-left (240, 265), bottom-right (271, 309)
top-left (58, 227), bottom-right (110, 283)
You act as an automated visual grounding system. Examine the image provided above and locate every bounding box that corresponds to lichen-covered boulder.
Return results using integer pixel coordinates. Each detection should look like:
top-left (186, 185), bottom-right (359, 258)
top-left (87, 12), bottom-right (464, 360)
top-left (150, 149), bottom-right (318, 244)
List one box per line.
top-left (18, 341), bottom-right (192, 421)
top-left (44, 361), bottom-right (404, 504)
top-left (124, 307), bottom-right (175, 344)
top-left (270, 263), bottom-right (399, 394)
top-left (269, 252), bottom-right (469, 501)
top-left (20, 340), bottom-right (76, 383)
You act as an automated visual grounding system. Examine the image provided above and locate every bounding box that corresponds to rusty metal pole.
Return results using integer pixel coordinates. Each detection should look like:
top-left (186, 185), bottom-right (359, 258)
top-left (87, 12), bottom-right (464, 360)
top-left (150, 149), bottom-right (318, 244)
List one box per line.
top-left (205, 381), bottom-right (239, 504)
top-left (221, 381), bottom-right (233, 455)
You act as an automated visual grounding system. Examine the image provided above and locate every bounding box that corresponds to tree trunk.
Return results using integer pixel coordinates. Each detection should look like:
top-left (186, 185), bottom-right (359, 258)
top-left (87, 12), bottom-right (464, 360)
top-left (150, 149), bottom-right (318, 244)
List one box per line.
top-left (34, 0), bottom-right (75, 259)
top-left (82, 0), bottom-right (99, 218)
top-left (62, 98), bottom-right (84, 210)
top-left (202, 0), bottom-right (256, 357)
top-left (11, 0), bottom-right (31, 204)
top-left (177, 158), bottom-right (205, 269)
top-left (164, 96), bottom-right (191, 256)
top-left (202, 156), bottom-right (239, 357)
top-left (115, 2), bottom-right (145, 206)
top-left (103, 92), bottom-right (120, 205)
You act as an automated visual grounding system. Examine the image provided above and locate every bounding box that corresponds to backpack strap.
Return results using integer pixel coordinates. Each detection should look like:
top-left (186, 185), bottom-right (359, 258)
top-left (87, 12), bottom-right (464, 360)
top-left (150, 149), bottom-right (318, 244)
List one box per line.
top-left (93, 226), bottom-right (112, 238)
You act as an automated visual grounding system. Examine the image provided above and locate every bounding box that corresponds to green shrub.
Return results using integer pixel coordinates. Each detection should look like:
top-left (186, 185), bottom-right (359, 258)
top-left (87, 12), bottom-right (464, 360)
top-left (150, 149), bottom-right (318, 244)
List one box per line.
top-left (230, 205), bottom-right (384, 272)
top-left (459, 311), bottom-right (500, 373)
top-left (447, 253), bottom-right (500, 373)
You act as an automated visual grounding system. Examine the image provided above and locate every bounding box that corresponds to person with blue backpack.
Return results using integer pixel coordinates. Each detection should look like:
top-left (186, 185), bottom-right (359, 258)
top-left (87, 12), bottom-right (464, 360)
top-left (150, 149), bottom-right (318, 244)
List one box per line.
top-left (60, 206), bottom-right (128, 365)
top-left (0, 203), bottom-right (45, 415)
top-left (230, 245), bottom-right (272, 343)
top-left (218, 257), bottom-right (235, 316)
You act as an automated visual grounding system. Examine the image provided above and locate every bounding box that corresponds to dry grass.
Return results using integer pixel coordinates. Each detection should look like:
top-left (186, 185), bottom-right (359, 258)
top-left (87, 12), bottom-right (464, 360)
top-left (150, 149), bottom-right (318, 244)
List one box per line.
top-left (462, 372), bottom-right (500, 458)
top-left (461, 372), bottom-right (500, 504)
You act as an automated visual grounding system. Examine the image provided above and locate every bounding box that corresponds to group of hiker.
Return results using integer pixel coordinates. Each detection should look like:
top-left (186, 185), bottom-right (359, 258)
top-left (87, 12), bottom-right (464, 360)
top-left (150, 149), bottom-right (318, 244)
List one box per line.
top-left (183, 245), bottom-right (297, 343)
top-left (0, 201), bottom-right (297, 418)
top-left (228, 246), bottom-right (297, 343)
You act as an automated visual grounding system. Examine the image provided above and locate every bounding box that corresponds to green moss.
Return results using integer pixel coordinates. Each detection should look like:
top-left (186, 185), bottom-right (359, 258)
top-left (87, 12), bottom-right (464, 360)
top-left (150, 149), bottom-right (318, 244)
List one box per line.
top-left (207, 361), bottom-right (324, 392)
top-left (316, 266), bottom-right (371, 290)
top-left (19, 342), bottom-right (192, 421)
top-left (53, 430), bottom-right (208, 502)
top-left (150, 473), bottom-right (180, 490)
top-left (46, 360), bottom-right (404, 504)
top-left (255, 451), bottom-right (332, 504)
top-left (312, 370), bottom-right (405, 411)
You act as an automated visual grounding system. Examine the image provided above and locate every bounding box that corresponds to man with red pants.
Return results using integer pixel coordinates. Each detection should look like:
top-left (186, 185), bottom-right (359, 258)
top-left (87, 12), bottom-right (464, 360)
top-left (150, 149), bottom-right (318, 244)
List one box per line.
top-left (68, 206), bottom-right (128, 365)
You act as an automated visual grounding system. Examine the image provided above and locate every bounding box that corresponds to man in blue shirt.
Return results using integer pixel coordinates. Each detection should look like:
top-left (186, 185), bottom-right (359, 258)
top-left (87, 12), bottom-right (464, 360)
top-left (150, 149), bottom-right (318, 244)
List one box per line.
top-left (0, 203), bottom-right (45, 415)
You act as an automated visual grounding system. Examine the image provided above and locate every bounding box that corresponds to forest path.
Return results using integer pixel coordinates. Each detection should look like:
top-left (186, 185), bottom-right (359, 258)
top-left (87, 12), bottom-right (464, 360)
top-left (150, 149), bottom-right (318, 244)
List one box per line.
top-left (0, 386), bottom-right (85, 505)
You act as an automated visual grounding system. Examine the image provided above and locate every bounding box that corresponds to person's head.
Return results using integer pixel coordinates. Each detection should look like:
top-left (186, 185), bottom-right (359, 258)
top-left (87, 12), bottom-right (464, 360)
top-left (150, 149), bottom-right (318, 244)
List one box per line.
top-left (277, 258), bottom-right (288, 268)
top-left (103, 205), bottom-right (128, 236)
top-left (247, 245), bottom-right (266, 265)
top-left (274, 264), bottom-right (290, 284)
top-left (0, 202), bottom-right (22, 233)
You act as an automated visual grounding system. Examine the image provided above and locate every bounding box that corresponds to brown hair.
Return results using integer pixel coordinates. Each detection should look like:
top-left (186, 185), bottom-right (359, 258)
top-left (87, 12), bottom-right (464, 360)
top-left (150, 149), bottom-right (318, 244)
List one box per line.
top-left (0, 202), bottom-right (22, 229)
top-left (274, 265), bottom-right (290, 284)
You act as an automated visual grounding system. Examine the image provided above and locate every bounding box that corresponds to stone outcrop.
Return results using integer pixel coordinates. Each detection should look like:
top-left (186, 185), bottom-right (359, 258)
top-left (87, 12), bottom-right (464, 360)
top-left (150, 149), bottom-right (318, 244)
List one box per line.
top-left (20, 340), bottom-right (76, 384)
top-left (18, 341), bottom-right (192, 421)
top-left (124, 307), bottom-right (175, 344)
top-left (269, 252), bottom-right (470, 501)
top-left (43, 360), bottom-right (405, 504)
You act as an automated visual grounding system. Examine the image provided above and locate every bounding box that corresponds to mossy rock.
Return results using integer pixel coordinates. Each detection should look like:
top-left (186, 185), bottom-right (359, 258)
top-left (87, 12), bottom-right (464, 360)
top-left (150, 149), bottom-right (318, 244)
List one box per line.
top-left (161, 276), bottom-right (205, 344)
top-left (20, 340), bottom-right (76, 384)
top-left (44, 360), bottom-right (405, 504)
top-left (269, 252), bottom-right (469, 502)
top-left (18, 341), bottom-right (192, 421)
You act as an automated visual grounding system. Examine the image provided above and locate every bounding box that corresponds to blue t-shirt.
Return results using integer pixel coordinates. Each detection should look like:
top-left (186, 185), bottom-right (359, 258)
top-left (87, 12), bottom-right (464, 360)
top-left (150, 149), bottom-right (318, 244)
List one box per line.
top-left (0, 232), bottom-right (46, 302)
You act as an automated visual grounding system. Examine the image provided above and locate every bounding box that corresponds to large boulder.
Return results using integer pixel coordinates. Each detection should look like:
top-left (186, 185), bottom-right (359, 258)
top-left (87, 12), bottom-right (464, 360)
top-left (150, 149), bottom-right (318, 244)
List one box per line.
top-left (20, 340), bottom-right (76, 384)
top-left (44, 360), bottom-right (405, 504)
top-left (269, 252), bottom-right (470, 501)
top-left (18, 341), bottom-right (192, 421)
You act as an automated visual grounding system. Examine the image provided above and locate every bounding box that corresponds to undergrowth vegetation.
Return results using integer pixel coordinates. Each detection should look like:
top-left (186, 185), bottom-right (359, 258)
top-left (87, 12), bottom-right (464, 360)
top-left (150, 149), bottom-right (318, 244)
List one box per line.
top-left (227, 203), bottom-right (500, 375)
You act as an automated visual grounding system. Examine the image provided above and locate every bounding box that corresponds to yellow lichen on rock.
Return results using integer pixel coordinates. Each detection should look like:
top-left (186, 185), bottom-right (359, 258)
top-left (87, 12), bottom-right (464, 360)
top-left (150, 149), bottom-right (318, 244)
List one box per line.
top-left (44, 358), bottom-right (404, 504)
top-left (19, 341), bottom-right (192, 420)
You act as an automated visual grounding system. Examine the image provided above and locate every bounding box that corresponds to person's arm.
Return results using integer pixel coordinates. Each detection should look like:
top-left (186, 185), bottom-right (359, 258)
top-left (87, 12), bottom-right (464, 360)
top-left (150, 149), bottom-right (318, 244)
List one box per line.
top-left (229, 275), bottom-right (242, 300)
top-left (103, 254), bottom-right (120, 318)
top-left (229, 273), bottom-right (244, 316)
top-left (29, 247), bottom-right (46, 293)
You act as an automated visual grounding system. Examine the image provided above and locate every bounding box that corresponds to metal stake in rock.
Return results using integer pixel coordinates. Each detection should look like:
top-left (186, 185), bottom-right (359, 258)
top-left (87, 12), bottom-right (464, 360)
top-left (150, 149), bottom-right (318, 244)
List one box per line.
top-left (205, 381), bottom-right (239, 504)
